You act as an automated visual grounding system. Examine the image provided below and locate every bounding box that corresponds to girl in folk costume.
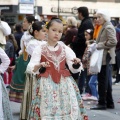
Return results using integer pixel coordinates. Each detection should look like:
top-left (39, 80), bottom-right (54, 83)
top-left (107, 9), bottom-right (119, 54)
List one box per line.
top-left (9, 16), bottom-right (36, 103)
top-left (27, 18), bottom-right (88, 120)
top-left (4, 34), bottom-right (18, 87)
top-left (20, 21), bottom-right (46, 120)
top-left (0, 47), bottom-right (13, 120)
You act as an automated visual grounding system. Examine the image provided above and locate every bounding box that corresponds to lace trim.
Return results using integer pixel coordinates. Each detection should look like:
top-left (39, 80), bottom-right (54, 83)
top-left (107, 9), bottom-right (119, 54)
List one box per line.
top-left (41, 44), bottom-right (66, 71)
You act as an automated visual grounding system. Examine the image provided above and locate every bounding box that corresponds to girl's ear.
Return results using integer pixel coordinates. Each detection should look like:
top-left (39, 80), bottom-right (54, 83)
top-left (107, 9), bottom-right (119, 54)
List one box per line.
top-left (34, 30), bottom-right (38, 36)
top-left (46, 29), bottom-right (48, 33)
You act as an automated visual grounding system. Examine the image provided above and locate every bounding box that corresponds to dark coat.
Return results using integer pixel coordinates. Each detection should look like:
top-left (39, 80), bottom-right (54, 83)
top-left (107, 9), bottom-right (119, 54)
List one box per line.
top-left (14, 31), bottom-right (23, 56)
top-left (64, 26), bottom-right (78, 45)
top-left (72, 17), bottom-right (94, 58)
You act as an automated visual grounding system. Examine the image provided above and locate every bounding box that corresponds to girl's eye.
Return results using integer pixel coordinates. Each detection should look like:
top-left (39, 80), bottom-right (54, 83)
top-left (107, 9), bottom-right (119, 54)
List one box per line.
top-left (52, 29), bottom-right (56, 31)
top-left (59, 31), bottom-right (62, 33)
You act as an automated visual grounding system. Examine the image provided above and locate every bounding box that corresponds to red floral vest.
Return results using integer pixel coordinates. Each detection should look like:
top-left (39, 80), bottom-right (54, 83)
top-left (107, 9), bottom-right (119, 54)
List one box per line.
top-left (37, 44), bottom-right (71, 83)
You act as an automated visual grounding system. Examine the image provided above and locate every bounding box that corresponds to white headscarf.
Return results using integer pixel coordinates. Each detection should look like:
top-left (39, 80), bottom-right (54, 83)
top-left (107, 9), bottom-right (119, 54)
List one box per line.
top-left (97, 9), bottom-right (111, 22)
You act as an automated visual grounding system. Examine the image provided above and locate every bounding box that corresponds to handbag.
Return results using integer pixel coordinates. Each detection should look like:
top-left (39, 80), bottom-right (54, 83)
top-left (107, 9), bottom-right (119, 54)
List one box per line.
top-left (89, 49), bottom-right (104, 73)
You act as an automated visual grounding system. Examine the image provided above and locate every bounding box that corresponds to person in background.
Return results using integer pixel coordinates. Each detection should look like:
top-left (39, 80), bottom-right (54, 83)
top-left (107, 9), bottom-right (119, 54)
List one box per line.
top-left (63, 16), bottom-right (79, 81)
top-left (14, 23), bottom-right (24, 57)
top-left (90, 9), bottom-right (117, 110)
top-left (9, 16), bottom-right (36, 103)
top-left (4, 34), bottom-right (18, 87)
top-left (93, 13), bottom-right (102, 40)
top-left (73, 6), bottom-right (94, 95)
top-left (82, 29), bottom-right (98, 101)
top-left (0, 47), bottom-right (13, 120)
top-left (64, 16), bottom-right (78, 46)
top-left (27, 18), bottom-right (88, 120)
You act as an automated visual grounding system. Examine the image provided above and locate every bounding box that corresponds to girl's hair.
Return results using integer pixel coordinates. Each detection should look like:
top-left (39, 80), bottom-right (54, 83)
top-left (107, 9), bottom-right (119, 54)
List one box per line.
top-left (85, 29), bottom-right (94, 39)
top-left (26, 16), bottom-right (36, 24)
top-left (46, 17), bottom-right (62, 29)
top-left (8, 34), bottom-right (18, 51)
top-left (29, 21), bottom-right (45, 36)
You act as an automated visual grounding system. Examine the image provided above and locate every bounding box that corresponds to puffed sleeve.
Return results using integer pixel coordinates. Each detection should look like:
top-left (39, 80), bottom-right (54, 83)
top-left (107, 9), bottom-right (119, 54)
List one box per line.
top-left (26, 46), bottom-right (42, 74)
top-left (0, 21), bottom-right (11, 36)
top-left (26, 40), bottom-right (46, 56)
top-left (0, 47), bottom-right (10, 73)
top-left (26, 40), bottom-right (38, 56)
top-left (65, 45), bottom-right (83, 73)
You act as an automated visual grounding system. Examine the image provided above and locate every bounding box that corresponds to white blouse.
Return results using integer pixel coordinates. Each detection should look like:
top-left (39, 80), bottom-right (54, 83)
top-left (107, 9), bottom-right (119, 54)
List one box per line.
top-left (0, 21), bottom-right (11, 44)
top-left (26, 41), bottom-right (83, 74)
top-left (19, 31), bottom-right (33, 54)
top-left (26, 39), bottom-right (46, 56)
top-left (0, 47), bottom-right (10, 74)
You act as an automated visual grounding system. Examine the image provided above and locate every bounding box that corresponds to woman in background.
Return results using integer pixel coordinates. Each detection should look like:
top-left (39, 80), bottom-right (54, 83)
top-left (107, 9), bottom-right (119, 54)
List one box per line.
top-left (9, 16), bottom-right (36, 103)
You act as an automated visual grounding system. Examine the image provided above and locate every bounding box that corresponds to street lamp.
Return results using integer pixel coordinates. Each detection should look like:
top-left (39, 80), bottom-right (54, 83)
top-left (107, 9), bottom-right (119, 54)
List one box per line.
top-left (58, 0), bottom-right (60, 18)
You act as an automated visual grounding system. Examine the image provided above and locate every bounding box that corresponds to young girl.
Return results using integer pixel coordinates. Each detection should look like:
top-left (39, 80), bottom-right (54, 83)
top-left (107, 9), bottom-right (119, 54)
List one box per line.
top-left (82, 29), bottom-right (98, 101)
top-left (27, 18), bottom-right (88, 120)
top-left (0, 47), bottom-right (13, 120)
top-left (9, 16), bottom-right (36, 103)
top-left (20, 21), bottom-right (46, 120)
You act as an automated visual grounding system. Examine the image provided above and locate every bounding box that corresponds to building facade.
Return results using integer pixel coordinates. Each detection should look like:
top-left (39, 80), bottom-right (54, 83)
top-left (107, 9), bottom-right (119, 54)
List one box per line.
top-left (0, 0), bottom-right (120, 25)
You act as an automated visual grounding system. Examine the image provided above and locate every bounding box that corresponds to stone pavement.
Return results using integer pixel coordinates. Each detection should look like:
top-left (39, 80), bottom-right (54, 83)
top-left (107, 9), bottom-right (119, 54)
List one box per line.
top-left (85, 84), bottom-right (120, 120)
top-left (11, 82), bottom-right (120, 120)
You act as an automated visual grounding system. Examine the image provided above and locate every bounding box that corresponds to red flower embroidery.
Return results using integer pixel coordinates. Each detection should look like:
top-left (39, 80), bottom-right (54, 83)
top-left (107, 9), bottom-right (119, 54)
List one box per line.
top-left (35, 106), bottom-right (40, 117)
top-left (84, 115), bottom-right (88, 120)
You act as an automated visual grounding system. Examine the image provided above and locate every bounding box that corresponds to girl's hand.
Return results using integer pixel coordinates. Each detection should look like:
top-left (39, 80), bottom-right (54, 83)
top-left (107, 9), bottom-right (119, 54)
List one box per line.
top-left (72, 58), bottom-right (81, 64)
top-left (33, 61), bottom-right (50, 72)
top-left (40, 61), bottom-right (50, 68)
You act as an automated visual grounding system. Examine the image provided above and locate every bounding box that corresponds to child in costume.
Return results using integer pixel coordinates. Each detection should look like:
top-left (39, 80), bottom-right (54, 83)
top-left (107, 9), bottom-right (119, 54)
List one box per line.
top-left (20, 21), bottom-right (46, 120)
top-left (27, 18), bottom-right (88, 120)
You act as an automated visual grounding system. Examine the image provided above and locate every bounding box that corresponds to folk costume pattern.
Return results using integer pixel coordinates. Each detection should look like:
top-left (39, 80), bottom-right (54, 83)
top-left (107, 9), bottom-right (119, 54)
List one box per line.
top-left (27, 42), bottom-right (87, 120)
top-left (9, 31), bottom-right (32, 103)
top-left (20, 40), bottom-right (46, 120)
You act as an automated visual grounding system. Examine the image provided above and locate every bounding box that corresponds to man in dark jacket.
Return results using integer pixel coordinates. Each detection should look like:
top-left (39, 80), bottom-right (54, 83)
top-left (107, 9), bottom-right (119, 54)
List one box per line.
top-left (14, 24), bottom-right (23, 57)
top-left (72, 7), bottom-right (94, 94)
top-left (72, 6), bottom-right (94, 59)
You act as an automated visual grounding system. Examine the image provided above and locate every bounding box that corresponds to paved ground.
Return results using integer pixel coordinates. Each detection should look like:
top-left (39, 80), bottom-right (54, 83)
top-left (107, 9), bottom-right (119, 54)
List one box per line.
top-left (11, 80), bottom-right (120, 120)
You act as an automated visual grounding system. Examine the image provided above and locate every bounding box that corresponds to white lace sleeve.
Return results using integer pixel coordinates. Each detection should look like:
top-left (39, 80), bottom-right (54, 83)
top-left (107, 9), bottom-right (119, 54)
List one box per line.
top-left (65, 46), bottom-right (83, 73)
top-left (0, 21), bottom-right (11, 36)
top-left (26, 46), bottom-right (42, 74)
top-left (0, 48), bottom-right (10, 73)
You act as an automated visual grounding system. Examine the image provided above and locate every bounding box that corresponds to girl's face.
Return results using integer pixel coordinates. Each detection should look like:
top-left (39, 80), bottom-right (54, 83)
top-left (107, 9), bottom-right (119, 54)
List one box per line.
top-left (22, 18), bottom-right (31, 30)
top-left (84, 31), bottom-right (91, 41)
top-left (34, 28), bottom-right (46, 40)
top-left (97, 14), bottom-right (105, 25)
top-left (47, 21), bottom-right (63, 43)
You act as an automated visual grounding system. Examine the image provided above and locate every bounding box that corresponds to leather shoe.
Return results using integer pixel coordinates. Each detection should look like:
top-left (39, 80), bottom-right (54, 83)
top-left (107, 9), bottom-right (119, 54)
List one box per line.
top-left (90, 104), bottom-right (106, 110)
top-left (107, 104), bottom-right (115, 109)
